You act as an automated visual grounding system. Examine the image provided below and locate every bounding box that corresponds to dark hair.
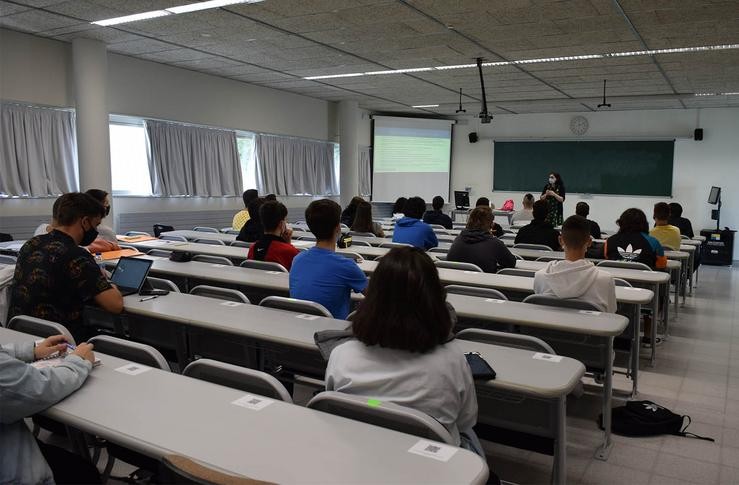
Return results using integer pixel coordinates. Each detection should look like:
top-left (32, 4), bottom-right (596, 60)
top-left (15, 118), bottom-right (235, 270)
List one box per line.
top-left (351, 201), bottom-right (375, 233)
top-left (575, 201), bottom-right (590, 217)
top-left (617, 208), bottom-right (649, 234)
top-left (56, 192), bottom-right (105, 226)
top-left (51, 196), bottom-right (62, 222)
top-left (260, 201), bottom-right (288, 232)
top-left (467, 206), bottom-right (493, 232)
top-left (432, 196), bottom-right (444, 211)
top-left (669, 202), bottom-right (683, 218)
top-left (305, 199), bottom-right (341, 240)
top-left (351, 247), bottom-right (452, 353)
top-left (561, 215), bottom-right (591, 248)
top-left (475, 197), bottom-right (490, 207)
top-left (85, 189), bottom-right (108, 203)
top-left (247, 197), bottom-right (265, 220)
top-left (532, 200), bottom-right (548, 220)
top-left (403, 197), bottom-right (426, 219)
top-left (242, 189), bottom-right (259, 208)
top-left (391, 197), bottom-right (407, 214)
top-left (549, 172), bottom-right (563, 186)
top-left (347, 196), bottom-right (364, 208)
top-left (522, 193), bottom-right (534, 207)
top-left (654, 202), bottom-right (671, 221)
top-left (265, 193), bottom-right (277, 202)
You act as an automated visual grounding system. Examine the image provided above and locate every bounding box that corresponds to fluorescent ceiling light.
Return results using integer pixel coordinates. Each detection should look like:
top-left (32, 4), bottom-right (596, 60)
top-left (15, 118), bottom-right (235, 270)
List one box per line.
top-left (411, 104), bottom-right (439, 108)
top-left (303, 43), bottom-right (739, 80)
top-left (92, 10), bottom-right (170, 26)
top-left (166, 0), bottom-right (263, 15)
top-left (694, 92), bottom-right (739, 96)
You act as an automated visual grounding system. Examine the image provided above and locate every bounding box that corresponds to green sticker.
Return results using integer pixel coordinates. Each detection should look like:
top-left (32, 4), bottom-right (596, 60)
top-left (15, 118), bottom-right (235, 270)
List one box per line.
top-left (367, 399), bottom-right (382, 408)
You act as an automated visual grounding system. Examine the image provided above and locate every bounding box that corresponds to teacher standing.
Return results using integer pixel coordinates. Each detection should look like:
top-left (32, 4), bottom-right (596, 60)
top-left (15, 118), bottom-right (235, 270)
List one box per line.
top-left (541, 172), bottom-right (565, 226)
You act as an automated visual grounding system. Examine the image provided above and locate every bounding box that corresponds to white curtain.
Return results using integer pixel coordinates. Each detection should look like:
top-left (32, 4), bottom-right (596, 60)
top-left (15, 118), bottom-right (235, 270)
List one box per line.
top-left (255, 134), bottom-right (338, 196)
top-left (145, 120), bottom-right (242, 197)
top-left (0, 103), bottom-right (78, 197)
top-left (358, 145), bottom-right (371, 196)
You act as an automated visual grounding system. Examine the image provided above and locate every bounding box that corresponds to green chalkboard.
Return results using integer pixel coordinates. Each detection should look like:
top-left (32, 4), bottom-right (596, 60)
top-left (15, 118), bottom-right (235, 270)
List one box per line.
top-left (493, 140), bottom-right (674, 196)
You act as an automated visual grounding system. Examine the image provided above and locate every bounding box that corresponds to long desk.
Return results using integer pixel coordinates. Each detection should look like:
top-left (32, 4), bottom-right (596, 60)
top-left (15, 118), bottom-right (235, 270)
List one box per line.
top-left (0, 327), bottom-right (489, 484)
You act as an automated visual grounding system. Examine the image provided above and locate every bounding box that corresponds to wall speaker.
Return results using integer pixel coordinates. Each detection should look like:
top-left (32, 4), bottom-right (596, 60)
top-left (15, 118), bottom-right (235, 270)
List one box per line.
top-left (694, 128), bottom-right (703, 141)
top-left (468, 132), bottom-right (478, 143)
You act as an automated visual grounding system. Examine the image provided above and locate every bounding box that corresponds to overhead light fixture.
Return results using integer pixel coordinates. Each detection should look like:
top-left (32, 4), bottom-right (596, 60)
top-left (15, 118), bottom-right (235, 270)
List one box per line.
top-left (303, 43), bottom-right (739, 80)
top-left (92, 10), bottom-right (170, 26)
top-left (411, 104), bottom-right (439, 108)
top-left (91, 0), bottom-right (263, 26)
top-left (694, 92), bottom-right (739, 96)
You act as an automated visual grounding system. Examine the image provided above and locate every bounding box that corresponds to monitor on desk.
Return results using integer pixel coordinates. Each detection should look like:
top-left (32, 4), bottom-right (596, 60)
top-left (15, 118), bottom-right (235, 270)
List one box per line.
top-left (708, 186), bottom-right (721, 205)
top-left (454, 191), bottom-right (470, 209)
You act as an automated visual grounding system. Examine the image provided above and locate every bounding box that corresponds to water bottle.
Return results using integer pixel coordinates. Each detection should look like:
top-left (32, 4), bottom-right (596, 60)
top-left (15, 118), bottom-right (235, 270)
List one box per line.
top-left (94, 252), bottom-right (104, 270)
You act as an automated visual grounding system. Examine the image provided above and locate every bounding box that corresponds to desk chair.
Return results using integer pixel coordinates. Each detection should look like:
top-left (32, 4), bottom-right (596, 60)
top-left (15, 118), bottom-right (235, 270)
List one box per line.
top-left (161, 235), bottom-right (187, 242)
top-left (680, 235), bottom-right (690, 240)
top-left (435, 260), bottom-right (483, 272)
top-left (596, 260), bottom-right (652, 271)
top-left (513, 254), bottom-right (524, 260)
top-left (436, 235), bottom-right (456, 243)
top-left (297, 235), bottom-right (316, 241)
top-left (307, 391), bottom-right (456, 445)
top-left (498, 268), bottom-right (536, 278)
top-left (8, 315), bottom-right (75, 344)
top-left (523, 294), bottom-right (601, 312)
top-left (535, 256), bottom-right (560, 262)
top-left (0, 254), bottom-right (17, 265)
top-left (230, 240), bottom-right (251, 248)
top-left (445, 285), bottom-right (507, 301)
top-left (429, 224), bottom-right (447, 230)
top-left (514, 243), bottom-right (553, 251)
top-left (224, 229), bottom-right (241, 236)
top-left (183, 359), bottom-right (292, 403)
top-left (193, 226), bottom-right (219, 233)
top-left (240, 260), bottom-right (288, 272)
top-left (340, 224), bottom-right (350, 231)
top-left (147, 249), bottom-right (173, 258)
top-left (194, 238), bottom-right (226, 246)
top-left (125, 231), bottom-right (150, 236)
top-left (153, 224), bottom-right (174, 237)
top-left (457, 328), bottom-right (554, 353)
top-left (219, 227), bottom-right (234, 233)
top-left (337, 251), bottom-right (364, 263)
top-left (379, 242), bottom-right (411, 249)
top-left (350, 240), bottom-right (372, 247)
top-left (259, 296), bottom-right (332, 318)
top-left (146, 277), bottom-right (180, 293)
top-left (428, 247), bottom-right (447, 254)
top-left (192, 254), bottom-right (233, 266)
top-left (348, 231), bottom-right (375, 237)
top-left (190, 285), bottom-right (250, 304)
top-left (159, 454), bottom-right (274, 485)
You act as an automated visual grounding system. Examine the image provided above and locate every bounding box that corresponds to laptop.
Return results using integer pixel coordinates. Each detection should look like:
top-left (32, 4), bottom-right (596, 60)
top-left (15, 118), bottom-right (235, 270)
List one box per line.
top-left (111, 257), bottom-right (153, 296)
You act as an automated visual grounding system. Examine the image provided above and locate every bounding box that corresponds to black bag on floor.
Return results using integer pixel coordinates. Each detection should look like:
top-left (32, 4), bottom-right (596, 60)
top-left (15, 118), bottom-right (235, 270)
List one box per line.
top-left (599, 400), bottom-right (714, 441)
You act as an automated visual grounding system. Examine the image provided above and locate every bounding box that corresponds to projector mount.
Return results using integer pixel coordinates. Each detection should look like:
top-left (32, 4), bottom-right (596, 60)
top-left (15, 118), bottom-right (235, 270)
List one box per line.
top-left (476, 57), bottom-right (493, 124)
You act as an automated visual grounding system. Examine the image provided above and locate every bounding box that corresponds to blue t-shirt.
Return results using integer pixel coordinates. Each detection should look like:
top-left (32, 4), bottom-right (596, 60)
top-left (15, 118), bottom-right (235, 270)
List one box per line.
top-left (289, 247), bottom-right (368, 319)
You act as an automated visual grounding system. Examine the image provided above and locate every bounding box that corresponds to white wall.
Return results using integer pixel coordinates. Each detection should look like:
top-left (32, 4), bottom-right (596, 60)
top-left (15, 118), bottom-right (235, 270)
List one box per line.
top-left (451, 108), bottom-right (739, 257)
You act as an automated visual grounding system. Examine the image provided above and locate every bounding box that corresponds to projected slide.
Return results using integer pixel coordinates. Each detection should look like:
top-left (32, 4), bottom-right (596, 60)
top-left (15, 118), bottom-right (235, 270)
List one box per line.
top-left (372, 116), bottom-right (453, 202)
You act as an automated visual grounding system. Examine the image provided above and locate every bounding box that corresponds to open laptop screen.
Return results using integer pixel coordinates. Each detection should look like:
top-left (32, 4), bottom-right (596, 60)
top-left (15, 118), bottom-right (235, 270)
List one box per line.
top-left (111, 257), bottom-right (152, 293)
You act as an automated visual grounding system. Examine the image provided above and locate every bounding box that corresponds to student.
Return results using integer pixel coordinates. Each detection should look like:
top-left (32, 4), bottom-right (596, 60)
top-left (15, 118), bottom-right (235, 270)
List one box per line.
top-left (350, 201), bottom-right (384, 237)
top-left (511, 193), bottom-right (535, 225)
top-left (326, 247), bottom-right (481, 454)
top-left (265, 193), bottom-right (277, 201)
top-left (422, 196), bottom-right (453, 229)
top-left (650, 202), bottom-right (681, 250)
top-left (668, 202), bottom-right (694, 239)
top-left (473, 197), bottom-right (505, 237)
top-left (391, 197), bottom-right (407, 221)
top-left (84, 189), bottom-right (121, 253)
top-left (474, 196), bottom-right (489, 208)
top-left (33, 196), bottom-right (61, 236)
top-left (534, 215), bottom-right (616, 312)
top-left (340, 196), bottom-right (364, 227)
top-left (575, 201), bottom-right (602, 239)
top-left (247, 201), bottom-right (300, 270)
top-left (11, 193), bottom-right (124, 342)
top-left (514, 200), bottom-right (561, 250)
top-left (604, 208), bottom-right (667, 270)
top-left (290, 199), bottom-right (368, 319)
top-left (447, 206), bottom-right (516, 273)
top-left (1, 335), bottom-right (100, 484)
top-left (232, 189), bottom-right (258, 231)
top-left (392, 197), bottom-right (438, 249)
top-left (236, 197), bottom-right (265, 243)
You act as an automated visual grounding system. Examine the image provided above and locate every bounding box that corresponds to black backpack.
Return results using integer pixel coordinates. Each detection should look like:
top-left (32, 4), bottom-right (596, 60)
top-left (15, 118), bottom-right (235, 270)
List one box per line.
top-left (599, 400), bottom-right (714, 441)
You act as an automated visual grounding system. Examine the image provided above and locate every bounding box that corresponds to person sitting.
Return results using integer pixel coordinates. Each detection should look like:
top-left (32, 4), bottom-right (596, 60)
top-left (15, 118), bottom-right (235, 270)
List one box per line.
top-left (575, 201), bottom-right (602, 239)
top-left (392, 197), bottom-right (438, 250)
top-left (265, 193), bottom-right (277, 201)
top-left (340, 196), bottom-right (364, 227)
top-left (650, 202), bottom-right (681, 250)
top-left (236, 197), bottom-right (265, 243)
top-left (350, 201), bottom-right (384, 238)
top-left (534, 215), bottom-right (616, 312)
top-left (246, 201), bottom-right (299, 270)
top-left (391, 197), bottom-right (407, 221)
top-left (84, 189), bottom-right (117, 243)
top-left (290, 199), bottom-right (368, 319)
top-left (514, 200), bottom-right (561, 250)
top-left (668, 202), bottom-right (694, 238)
top-left (233, 189), bottom-right (259, 231)
top-left (325, 247), bottom-right (481, 454)
top-left (33, 197), bottom-right (61, 236)
top-left (10, 192), bottom-right (124, 342)
top-left (447, 206), bottom-right (516, 273)
top-left (422, 196), bottom-right (453, 229)
top-left (474, 197), bottom-right (505, 237)
top-left (474, 197), bottom-right (490, 207)
top-left (605, 208), bottom-right (666, 270)
top-left (511, 193), bottom-right (535, 225)
top-left (1, 335), bottom-right (100, 484)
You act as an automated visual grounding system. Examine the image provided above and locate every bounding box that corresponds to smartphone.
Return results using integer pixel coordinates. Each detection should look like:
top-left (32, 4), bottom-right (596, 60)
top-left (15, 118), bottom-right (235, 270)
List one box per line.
top-left (465, 352), bottom-right (496, 380)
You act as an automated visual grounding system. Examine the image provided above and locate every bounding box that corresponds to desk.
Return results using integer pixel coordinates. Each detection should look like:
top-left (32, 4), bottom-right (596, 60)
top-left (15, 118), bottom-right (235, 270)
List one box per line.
top-left (0, 327), bottom-right (489, 484)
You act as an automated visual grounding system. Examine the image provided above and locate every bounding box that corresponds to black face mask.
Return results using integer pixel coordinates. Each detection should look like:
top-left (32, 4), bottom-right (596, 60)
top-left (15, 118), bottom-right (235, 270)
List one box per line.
top-left (104, 205), bottom-right (110, 217)
top-left (80, 220), bottom-right (98, 246)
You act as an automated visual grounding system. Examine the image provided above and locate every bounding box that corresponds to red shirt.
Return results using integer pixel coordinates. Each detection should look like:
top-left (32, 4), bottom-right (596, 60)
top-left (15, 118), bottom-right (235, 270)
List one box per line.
top-left (247, 234), bottom-right (300, 270)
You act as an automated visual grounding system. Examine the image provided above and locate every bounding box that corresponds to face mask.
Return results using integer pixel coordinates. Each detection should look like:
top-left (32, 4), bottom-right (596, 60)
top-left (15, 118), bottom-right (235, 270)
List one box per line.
top-left (80, 220), bottom-right (98, 246)
top-left (548, 177), bottom-right (556, 184)
top-left (104, 205), bottom-right (111, 217)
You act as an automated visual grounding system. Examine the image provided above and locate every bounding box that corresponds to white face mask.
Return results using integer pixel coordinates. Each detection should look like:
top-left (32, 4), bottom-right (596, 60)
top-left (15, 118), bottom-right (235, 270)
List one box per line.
top-left (548, 177), bottom-right (556, 184)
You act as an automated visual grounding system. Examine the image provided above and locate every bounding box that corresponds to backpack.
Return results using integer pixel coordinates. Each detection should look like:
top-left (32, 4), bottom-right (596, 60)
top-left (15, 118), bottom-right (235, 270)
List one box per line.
top-left (599, 400), bottom-right (714, 441)
top-left (501, 199), bottom-right (514, 211)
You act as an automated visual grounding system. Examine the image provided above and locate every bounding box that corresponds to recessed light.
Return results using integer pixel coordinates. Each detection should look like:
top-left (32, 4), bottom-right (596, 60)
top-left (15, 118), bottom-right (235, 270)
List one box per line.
top-left (200, 33), bottom-right (212, 37)
top-left (91, 10), bottom-right (171, 26)
top-left (694, 92), bottom-right (739, 96)
top-left (411, 104), bottom-right (439, 108)
top-left (166, 0), bottom-right (263, 14)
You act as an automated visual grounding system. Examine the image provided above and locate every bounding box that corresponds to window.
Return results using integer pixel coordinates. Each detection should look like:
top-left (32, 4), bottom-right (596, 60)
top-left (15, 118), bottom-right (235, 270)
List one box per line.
top-left (110, 123), bottom-right (152, 195)
top-left (236, 133), bottom-right (257, 192)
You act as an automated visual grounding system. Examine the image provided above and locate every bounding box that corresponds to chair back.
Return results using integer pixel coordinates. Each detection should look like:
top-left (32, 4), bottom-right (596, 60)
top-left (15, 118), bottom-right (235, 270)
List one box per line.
top-left (88, 335), bottom-right (170, 370)
top-left (307, 392), bottom-right (455, 445)
top-left (337, 251), bottom-right (364, 263)
top-left (680, 235), bottom-right (689, 240)
top-left (146, 277), bottom-right (180, 292)
top-left (428, 247), bottom-right (448, 254)
top-left (340, 224), bottom-right (350, 231)
top-left (296, 235), bottom-right (316, 241)
top-left (224, 230), bottom-right (241, 236)
top-left (429, 224), bottom-right (447, 230)
top-left (193, 238), bottom-right (226, 246)
top-left (497, 268), bottom-right (536, 278)
top-left (259, 296), bottom-right (332, 318)
top-left (230, 241), bottom-right (251, 248)
top-left (522, 294), bottom-right (602, 312)
top-left (153, 224), bottom-right (174, 237)
top-left (239, 260), bottom-right (288, 273)
top-left (445, 285), bottom-right (507, 301)
top-left (183, 359), bottom-right (292, 403)
top-left (159, 454), bottom-right (274, 485)
top-left (147, 249), bottom-right (173, 258)
top-left (596, 260), bottom-right (653, 271)
top-left (434, 260), bottom-right (483, 272)
top-left (161, 235), bottom-right (188, 242)
top-left (8, 316), bottom-right (75, 345)
top-left (456, 328), bottom-right (555, 354)
top-left (190, 285), bottom-right (250, 304)
top-left (379, 242), bottom-right (412, 249)
top-left (125, 231), bottom-right (150, 236)
top-left (513, 243), bottom-right (553, 251)
top-left (348, 231), bottom-right (375, 238)
top-left (535, 256), bottom-right (560, 262)
top-left (192, 255), bottom-right (233, 266)
top-left (613, 277), bottom-right (632, 287)
top-left (350, 240), bottom-right (372, 247)
top-left (193, 227), bottom-right (219, 233)
top-left (0, 255), bottom-right (17, 265)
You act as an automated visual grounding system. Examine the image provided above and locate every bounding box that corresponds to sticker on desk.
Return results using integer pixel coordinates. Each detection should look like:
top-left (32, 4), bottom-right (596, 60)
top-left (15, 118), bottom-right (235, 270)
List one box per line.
top-left (578, 310), bottom-right (602, 315)
top-left (296, 314), bottom-right (320, 320)
top-left (408, 440), bottom-right (459, 462)
top-left (115, 363), bottom-right (152, 375)
top-left (211, 264), bottom-right (226, 268)
top-left (484, 298), bottom-right (505, 304)
top-left (220, 301), bottom-right (242, 307)
top-left (232, 394), bottom-right (274, 411)
top-left (533, 353), bottom-right (563, 363)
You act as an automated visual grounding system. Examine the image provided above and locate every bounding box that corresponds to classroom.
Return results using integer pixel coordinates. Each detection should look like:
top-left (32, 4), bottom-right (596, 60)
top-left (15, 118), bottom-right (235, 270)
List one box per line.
top-left (1, 1), bottom-right (739, 484)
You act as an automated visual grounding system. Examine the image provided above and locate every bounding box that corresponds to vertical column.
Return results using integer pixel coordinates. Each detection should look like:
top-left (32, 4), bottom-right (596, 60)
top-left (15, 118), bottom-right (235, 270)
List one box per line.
top-left (338, 100), bottom-right (359, 208)
top-left (72, 38), bottom-right (113, 226)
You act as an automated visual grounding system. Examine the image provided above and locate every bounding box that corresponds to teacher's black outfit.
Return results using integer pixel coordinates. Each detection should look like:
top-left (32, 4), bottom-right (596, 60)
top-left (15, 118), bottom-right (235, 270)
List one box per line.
top-left (541, 181), bottom-right (565, 226)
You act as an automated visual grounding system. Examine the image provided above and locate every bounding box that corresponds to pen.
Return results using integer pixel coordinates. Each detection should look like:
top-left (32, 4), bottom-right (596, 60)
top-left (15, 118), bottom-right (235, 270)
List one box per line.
top-left (139, 295), bottom-right (158, 302)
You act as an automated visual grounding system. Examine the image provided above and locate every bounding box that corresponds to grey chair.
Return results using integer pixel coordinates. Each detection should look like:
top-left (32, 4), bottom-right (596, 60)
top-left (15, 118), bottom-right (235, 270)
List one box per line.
top-left (340, 224), bottom-right (350, 231)
top-left (348, 231), bottom-right (375, 238)
top-left (379, 242), bottom-right (412, 249)
top-left (160, 235), bottom-right (188, 242)
top-left (230, 240), bottom-right (251, 248)
top-left (193, 226), bottom-right (219, 233)
top-left (146, 277), bottom-right (180, 293)
top-left (147, 249), bottom-right (173, 258)
top-left (219, 227), bottom-right (234, 233)
top-left (445, 285), bottom-right (508, 301)
top-left (613, 278), bottom-right (632, 288)
top-left (183, 358), bottom-right (292, 403)
top-left (8, 316), bottom-right (75, 344)
top-left (429, 224), bottom-right (448, 231)
top-left (193, 238), bottom-right (226, 246)
top-left (497, 268), bottom-right (536, 278)
top-left (192, 254), bottom-right (233, 266)
top-left (513, 243), bottom-right (553, 251)
top-left (596, 260), bottom-right (653, 271)
top-left (456, 328), bottom-right (555, 354)
top-left (350, 240), bottom-right (373, 247)
top-left (434, 260), bottom-right (483, 272)
top-left (240, 260), bottom-right (288, 272)
top-left (680, 235), bottom-right (690, 240)
top-left (428, 247), bottom-right (448, 254)
top-left (513, 254), bottom-right (524, 260)
top-left (536, 256), bottom-right (561, 262)
top-left (522, 294), bottom-right (602, 312)
top-left (297, 235), bottom-right (316, 241)
top-left (224, 229), bottom-right (241, 236)
top-left (337, 251), bottom-right (364, 263)
top-left (189, 285), bottom-right (250, 304)
top-left (260, 296), bottom-right (332, 318)
top-left (0, 255), bottom-right (17, 265)
top-left (307, 391), bottom-right (455, 445)
top-left (125, 231), bottom-right (150, 236)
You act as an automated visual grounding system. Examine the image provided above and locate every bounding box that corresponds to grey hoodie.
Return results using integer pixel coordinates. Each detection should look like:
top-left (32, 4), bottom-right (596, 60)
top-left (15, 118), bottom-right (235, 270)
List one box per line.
top-left (533, 259), bottom-right (617, 313)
